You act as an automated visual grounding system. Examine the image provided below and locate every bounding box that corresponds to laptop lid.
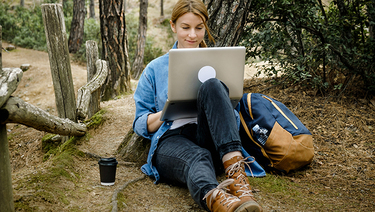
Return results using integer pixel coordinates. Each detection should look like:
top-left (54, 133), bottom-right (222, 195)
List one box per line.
top-left (160, 46), bottom-right (246, 121)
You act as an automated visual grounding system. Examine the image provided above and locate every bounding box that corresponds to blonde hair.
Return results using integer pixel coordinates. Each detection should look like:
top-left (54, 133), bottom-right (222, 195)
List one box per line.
top-left (171, 0), bottom-right (215, 47)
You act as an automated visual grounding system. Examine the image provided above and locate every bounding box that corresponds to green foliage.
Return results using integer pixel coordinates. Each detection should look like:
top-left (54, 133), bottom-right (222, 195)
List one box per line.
top-left (0, 3), bottom-right (47, 51)
top-left (241, 0), bottom-right (375, 95)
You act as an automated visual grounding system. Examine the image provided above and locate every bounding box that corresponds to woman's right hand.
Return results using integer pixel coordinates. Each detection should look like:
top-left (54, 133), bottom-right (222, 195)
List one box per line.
top-left (147, 111), bottom-right (164, 133)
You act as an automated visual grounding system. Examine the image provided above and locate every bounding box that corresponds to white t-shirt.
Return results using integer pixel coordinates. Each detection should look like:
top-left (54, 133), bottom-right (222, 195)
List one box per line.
top-left (170, 117), bottom-right (198, 130)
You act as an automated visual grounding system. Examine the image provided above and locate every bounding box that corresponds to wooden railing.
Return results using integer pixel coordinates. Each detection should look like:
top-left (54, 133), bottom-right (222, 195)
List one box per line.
top-left (0, 4), bottom-right (108, 211)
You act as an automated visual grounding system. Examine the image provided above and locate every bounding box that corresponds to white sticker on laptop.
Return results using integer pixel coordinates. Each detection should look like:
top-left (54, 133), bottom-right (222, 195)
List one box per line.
top-left (198, 66), bottom-right (216, 83)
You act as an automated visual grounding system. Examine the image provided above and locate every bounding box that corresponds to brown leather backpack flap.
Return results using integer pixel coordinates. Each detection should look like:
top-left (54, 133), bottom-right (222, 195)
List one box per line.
top-left (264, 122), bottom-right (314, 172)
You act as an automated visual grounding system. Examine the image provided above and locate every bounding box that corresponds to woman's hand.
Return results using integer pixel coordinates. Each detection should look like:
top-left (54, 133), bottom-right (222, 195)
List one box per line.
top-left (147, 111), bottom-right (164, 133)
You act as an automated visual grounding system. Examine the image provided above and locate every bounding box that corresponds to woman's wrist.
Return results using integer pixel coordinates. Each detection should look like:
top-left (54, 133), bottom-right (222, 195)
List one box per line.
top-left (147, 112), bottom-right (164, 133)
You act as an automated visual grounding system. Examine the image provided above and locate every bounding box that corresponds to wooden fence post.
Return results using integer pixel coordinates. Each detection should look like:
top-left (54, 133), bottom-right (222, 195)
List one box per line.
top-left (41, 4), bottom-right (77, 122)
top-left (1, 25), bottom-right (2, 73)
top-left (0, 125), bottom-right (15, 212)
top-left (0, 24), bottom-right (15, 212)
top-left (86, 40), bottom-right (100, 119)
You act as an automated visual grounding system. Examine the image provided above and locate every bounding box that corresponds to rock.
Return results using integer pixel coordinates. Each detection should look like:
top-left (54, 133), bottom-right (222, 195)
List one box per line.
top-left (5, 44), bottom-right (16, 51)
top-left (20, 64), bottom-right (31, 72)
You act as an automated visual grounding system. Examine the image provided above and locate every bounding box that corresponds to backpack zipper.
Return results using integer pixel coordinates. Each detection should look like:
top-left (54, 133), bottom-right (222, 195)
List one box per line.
top-left (261, 95), bottom-right (298, 130)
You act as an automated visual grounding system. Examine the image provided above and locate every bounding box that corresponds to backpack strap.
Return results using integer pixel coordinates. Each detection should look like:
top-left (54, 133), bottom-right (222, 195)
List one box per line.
top-left (239, 93), bottom-right (274, 167)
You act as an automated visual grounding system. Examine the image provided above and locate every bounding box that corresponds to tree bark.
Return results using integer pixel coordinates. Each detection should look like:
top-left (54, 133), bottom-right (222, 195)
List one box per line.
top-left (20, 0), bottom-right (24, 7)
top-left (0, 68), bottom-right (23, 109)
top-left (0, 25), bottom-right (14, 212)
top-left (204, 0), bottom-right (253, 47)
top-left (0, 25), bottom-right (2, 74)
top-left (0, 124), bottom-right (14, 212)
top-left (41, 4), bottom-right (77, 122)
top-left (89, 0), bottom-right (95, 18)
top-left (85, 40), bottom-right (100, 119)
top-left (368, 0), bottom-right (375, 38)
top-left (160, 0), bottom-right (164, 16)
top-left (117, 129), bottom-right (150, 165)
top-left (99, 0), bottom-right (131, 101)
top-left (1, 97), bottom-right (87, 136)
top-left (131, 0), bottom-right (148, 80)
top-left (76, 59), bottom-right (108, 120)
top-left (68, 0), bottom-right (86, 53)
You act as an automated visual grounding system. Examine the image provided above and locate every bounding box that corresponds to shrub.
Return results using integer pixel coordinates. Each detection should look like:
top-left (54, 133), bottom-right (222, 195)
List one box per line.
top-left (0, 4), bottom-right (47, 51)
top-left (241, 0), bottom-right (375, 95)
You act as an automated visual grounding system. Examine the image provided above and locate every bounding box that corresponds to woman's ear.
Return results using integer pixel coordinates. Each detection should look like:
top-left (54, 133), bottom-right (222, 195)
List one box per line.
top-left (170, 20), bottom-right (177, 33)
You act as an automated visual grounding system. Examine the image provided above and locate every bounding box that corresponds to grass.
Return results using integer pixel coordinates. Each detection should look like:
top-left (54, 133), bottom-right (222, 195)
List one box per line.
top-left (14, 136), bottom-right (83, 210)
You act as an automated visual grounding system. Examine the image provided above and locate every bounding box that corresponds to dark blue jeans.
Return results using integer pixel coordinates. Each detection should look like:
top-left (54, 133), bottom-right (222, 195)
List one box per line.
top-left (154, 78), bottom-right (242, 210)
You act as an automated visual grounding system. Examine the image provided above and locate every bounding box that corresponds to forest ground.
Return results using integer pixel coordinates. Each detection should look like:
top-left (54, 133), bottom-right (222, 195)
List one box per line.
top-left (2, 0), bottom-right (375, 211)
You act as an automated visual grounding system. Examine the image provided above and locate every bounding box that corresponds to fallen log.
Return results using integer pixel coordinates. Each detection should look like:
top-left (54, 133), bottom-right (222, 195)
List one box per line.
top-left (0, 96), bottom-right (86, 136)
top-left (76, 59), bottom-right (108, 120)
top-left (0, 68), bottom-right (23, 108)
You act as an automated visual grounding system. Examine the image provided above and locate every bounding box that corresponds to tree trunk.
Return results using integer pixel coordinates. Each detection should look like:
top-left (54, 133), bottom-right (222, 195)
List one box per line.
top-left (89, 0), bottom-right (95, 18)
top-left (68, 0), bottom-right (86, 53)
top-left (117, 129), bottom-right (150, 165)
top-left (0, 25), bottom-right (14, 212)
top-left (132, 0), bottom-right (148, 80)
top-left (0, 25), bottom-right (2, 73)
top-left (204, 0), bottom-right (253, 47)
top-left (368, 0), bottom-right (375, 38)
top-left (99, 0), bottom-right (131, 101)
top-left (41, 4), bottom-right (77, 122)
top-left (85, 40), bottom-right (101, 119)
top-left (20, 0), bottom-right (24, 7)
top-left (1, 97), bottom-right (87, 136)
top-left (160, 0), bottom-right (164, 16)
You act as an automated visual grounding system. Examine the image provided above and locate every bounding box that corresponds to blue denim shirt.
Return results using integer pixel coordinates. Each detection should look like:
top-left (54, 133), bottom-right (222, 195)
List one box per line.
top-left (133, 42), bottom-right (265, 183)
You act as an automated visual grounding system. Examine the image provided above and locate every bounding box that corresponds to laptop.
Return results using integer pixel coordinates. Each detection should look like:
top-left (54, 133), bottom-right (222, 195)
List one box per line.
top-left (160, 46), bottom-right (246, 121)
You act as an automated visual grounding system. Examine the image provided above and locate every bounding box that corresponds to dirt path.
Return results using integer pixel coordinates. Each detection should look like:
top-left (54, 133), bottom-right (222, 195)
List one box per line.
top-left (4, 41), bottom-right (375, 212)
top-left (2, 0), bottom-right (375, 211)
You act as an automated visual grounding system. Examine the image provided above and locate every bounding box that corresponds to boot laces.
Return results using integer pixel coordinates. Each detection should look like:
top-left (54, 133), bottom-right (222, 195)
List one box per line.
top-left (203, 179), bottom-right (240, 209)
top-left (225, 156), bottom-right (255, 178)
top-left (225, 156), bottom-right (255, 198)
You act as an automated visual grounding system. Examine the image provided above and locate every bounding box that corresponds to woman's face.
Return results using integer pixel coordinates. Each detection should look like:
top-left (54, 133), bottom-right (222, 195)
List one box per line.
top-left (170, 12), bottom-right (206, 48)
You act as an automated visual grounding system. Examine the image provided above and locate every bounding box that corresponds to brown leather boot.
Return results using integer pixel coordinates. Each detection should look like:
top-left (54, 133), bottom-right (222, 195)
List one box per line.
top-left (203, 179), bottom-right (262, 212)
top-left (223, 156), bottom-right (263, 212)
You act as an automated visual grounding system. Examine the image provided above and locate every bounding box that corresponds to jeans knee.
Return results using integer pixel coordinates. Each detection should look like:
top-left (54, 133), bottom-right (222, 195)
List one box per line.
top-left (192, 148), bottom-right (212, 163)
top-left (198, 78), bottom-right (229, 101)
top-left (200, 78), bottom-right (222, 92)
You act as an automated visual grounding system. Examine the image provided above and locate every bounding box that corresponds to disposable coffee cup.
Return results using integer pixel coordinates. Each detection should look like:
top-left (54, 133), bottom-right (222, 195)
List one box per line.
top-left (98, 157), bottom-right (118, 186)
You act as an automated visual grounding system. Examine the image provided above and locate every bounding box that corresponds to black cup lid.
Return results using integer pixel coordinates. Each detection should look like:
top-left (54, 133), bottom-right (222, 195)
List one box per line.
top-left (99, 157), bottom-right (117, 163)
top-left (98, 157), bottom-right (118, 166)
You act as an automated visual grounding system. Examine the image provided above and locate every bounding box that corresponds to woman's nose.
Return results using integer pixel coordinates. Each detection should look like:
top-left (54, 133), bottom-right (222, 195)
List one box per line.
top-left (189, 29), bottom-right (197, 38)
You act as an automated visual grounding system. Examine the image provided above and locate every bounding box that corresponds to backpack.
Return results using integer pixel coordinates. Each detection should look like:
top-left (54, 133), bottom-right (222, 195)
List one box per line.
top-left (237, 93), bottom-right (314, 173)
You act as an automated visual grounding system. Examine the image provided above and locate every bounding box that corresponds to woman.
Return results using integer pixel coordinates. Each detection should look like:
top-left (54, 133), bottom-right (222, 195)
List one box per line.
top-left (133, 0), bottom-right (264, 211)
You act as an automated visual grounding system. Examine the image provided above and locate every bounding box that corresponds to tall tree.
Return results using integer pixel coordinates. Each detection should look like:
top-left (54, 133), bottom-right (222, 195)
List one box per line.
top-left (160, 0), bottom-right (164, 16)
top-left (89, 0), bottom-right (95, 18)
top-left (68, 0), bottom-right (86, 53)
top-left (99, 0), bottom-right (131, 100)
top-left (132, 0), bottom-right (148, 79)
top-left (204, 0), bottom-right (253, 47)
